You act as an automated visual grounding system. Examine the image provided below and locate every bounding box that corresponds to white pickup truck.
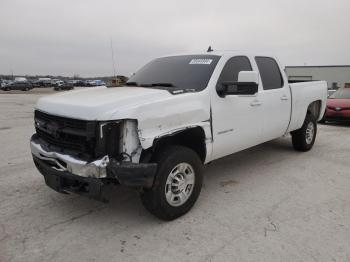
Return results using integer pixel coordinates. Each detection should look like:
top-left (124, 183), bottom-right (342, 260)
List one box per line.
top-left (30, 51), bottom-right (327, 220)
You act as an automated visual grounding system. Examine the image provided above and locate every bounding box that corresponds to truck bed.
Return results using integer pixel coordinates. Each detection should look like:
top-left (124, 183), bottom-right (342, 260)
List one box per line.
top-left (287, 81), bottom-right (328, 132)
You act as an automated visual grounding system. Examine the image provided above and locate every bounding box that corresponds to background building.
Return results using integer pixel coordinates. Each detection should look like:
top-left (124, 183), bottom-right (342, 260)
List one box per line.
top-left (285, 65), bottom-right (350, 90)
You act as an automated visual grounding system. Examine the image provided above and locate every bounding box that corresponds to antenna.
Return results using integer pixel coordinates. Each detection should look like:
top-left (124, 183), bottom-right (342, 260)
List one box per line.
top-left (207, 46), bottom-right (213, 52)
top-left (110, 37), bottom-right (117, 77)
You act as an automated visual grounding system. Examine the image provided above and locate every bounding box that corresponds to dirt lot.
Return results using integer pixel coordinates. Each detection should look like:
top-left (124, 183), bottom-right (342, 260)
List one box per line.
top-left (1, 91), bottom-right (350, 262)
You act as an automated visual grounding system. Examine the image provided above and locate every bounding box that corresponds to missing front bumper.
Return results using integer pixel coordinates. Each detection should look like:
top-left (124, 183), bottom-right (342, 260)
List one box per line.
top-left (33, 156), bottom-right (109, 201)
top-left (31, 135), bottom-right (157, 201)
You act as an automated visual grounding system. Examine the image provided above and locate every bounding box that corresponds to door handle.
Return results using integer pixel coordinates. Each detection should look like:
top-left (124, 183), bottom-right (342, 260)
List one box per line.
top-left (250, 100), bottom-right (262, 107)
top-left (281, 95), bottom-right (289, 101)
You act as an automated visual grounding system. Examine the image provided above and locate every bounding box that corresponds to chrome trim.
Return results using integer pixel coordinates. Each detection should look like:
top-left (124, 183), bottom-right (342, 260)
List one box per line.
top-left (30, 140), bottom-right (109, 178)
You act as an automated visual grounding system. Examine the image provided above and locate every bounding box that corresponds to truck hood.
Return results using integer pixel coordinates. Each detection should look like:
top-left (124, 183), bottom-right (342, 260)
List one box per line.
top-left (36, 86), bottom-right (174, 120)
top-left (36, 86), bottom-right (211, 149)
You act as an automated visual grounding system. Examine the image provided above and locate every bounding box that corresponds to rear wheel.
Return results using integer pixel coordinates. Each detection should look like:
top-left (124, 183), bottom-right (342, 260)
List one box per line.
top-left (319, 112), bottom-right (326, 123)
top-left (291, 113), bottom-right (317, 152)
top-left (140, 145), bottom-right (203, 220)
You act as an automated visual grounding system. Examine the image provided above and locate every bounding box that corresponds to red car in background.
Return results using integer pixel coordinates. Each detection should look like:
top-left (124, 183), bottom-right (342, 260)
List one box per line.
top-left (322, 88), bottom-right (350, 122)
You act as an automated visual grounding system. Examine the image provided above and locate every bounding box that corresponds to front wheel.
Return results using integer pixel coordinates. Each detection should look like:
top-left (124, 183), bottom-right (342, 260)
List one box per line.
top-left (291, 113), bottom-right (317, 152)
top-left (140, 145), bottom-right (203, 221)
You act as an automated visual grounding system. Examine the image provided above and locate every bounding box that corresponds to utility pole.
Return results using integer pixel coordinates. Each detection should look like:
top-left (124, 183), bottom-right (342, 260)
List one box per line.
top-left (110, 37), bottom-right (116, 78)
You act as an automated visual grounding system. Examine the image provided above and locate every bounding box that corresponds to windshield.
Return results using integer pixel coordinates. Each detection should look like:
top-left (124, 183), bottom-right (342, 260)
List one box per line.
top-left (127, 55), bottom-right (220, 93)
top-left (330, 88), bottom-right (350, 99)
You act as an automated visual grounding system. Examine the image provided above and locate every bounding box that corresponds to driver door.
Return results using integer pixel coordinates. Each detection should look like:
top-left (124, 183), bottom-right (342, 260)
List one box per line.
top-left (211, 56), bottom-right (264, 160)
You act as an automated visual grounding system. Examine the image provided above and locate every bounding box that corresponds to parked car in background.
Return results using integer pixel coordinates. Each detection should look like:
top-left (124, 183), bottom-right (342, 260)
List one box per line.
top-left (1, 79), bottom-right (8, 88)
top-left (85, 80), bottom-right (106, 86)
top-left (327, 89), bottom-right (337, 97)
top-left (321, 87), bottom-right (350, 123)
top-left (2, 81), bottom-right (33, 91)
top-left (38, 78), bottom-right (52, 87)
top-left (84, 80), bottom-right (105, 86)
top-left (73, 80), bottom-right (85, 86)
top-left (86, 80), bottom-right (97, 86)
top-left (94, 80), bottom-right (106, 86)
top-left (1, 80), bottom-right (13, 88)
top-left (51, 79), bottom-right (61, 86)
top-left (54, 80), bottom-right (64, 87)
top-left (66, 80), bottom-right (75, 86)
top-left (54, 81), bottom-right (74, 91)
top-left (14, 77), bottom-right (28, 82)
top-left (31, 80), bottom-right (41, 88)
top-left (78, 80), bottom-right (87, 86)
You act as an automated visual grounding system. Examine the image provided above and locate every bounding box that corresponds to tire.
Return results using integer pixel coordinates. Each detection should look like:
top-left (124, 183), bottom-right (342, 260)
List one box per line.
top-left (291, 113), bottom-right (317, 152)
top-left (319, 112), bottom-right (326, 124)
top-left (140, 145), bottom-right (203, 221)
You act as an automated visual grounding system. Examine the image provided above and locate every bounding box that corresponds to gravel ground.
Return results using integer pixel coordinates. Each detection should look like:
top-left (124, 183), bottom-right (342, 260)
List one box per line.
top-left (0, 92), bottom-right (350, 262)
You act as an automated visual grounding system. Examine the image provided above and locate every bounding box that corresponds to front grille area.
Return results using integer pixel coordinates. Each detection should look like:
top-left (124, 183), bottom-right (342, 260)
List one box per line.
top-left (34, 110), bottom-right (98, 158)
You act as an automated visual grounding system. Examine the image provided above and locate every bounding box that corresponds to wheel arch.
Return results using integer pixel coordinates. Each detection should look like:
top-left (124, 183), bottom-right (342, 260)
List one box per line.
top-left (141, 126), bottom-right (208, 163)
top-left (307, 100), bottom-right (323, 120)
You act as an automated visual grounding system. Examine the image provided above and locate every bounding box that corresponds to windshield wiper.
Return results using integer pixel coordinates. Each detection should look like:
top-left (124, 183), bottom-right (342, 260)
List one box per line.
top-left (150, 83), bottom-right (175, 87)
top-left (125, 82), bottom-right (139, 87)
top-left (127, 82), bottom-right (176, 88)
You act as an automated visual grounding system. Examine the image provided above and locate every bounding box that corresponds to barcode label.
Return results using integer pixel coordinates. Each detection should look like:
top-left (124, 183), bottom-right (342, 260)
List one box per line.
top-left (189, 59), bottom-right (213, 65)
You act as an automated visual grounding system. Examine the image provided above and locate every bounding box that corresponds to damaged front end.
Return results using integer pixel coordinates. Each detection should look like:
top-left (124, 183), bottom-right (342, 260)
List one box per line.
top-left (31, 110), bottom-right (157, 202)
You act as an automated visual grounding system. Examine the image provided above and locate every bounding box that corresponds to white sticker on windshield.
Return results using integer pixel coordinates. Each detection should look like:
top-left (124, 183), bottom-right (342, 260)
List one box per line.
top-left (189, 59), bottom-right (213, 65)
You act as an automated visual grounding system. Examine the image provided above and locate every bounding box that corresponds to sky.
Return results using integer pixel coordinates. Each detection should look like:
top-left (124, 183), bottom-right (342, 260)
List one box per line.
top-left (0, 0), bottom-right (349, 77)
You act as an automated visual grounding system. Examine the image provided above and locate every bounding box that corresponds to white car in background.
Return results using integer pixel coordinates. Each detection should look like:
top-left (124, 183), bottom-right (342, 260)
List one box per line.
top-left (54, 80), bottom-right (64, 87)
top-left (14, 77), bottom-right (27, 82)
top-left (85, 80), bottom-right (106, 86)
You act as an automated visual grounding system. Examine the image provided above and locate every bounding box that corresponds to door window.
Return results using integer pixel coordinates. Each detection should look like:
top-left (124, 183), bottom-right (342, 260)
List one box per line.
top-left (255, 57), bottom-right (283, 90)
top-left (216, 56), bottom-right (252, 96)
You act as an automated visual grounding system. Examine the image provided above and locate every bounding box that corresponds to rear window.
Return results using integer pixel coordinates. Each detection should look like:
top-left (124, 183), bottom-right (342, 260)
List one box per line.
top-left (255, 57), bottom-right (283, 90)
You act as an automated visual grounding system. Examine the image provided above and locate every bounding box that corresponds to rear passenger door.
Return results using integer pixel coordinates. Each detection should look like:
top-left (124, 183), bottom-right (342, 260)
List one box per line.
top-left (255, 57), bottom-right (291, 141)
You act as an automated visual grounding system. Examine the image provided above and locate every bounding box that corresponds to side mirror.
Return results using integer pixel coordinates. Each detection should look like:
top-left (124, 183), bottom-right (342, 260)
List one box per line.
top-left (221, 71), bottom-right (259, 96)
top-left (237, 71), bottom-right (259, 84)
